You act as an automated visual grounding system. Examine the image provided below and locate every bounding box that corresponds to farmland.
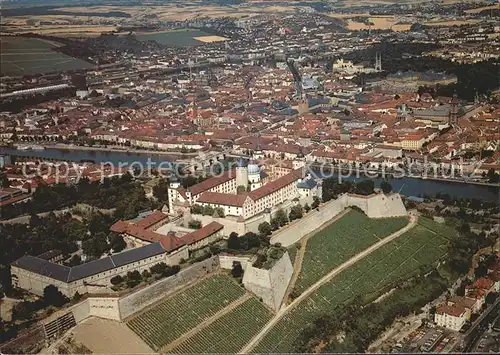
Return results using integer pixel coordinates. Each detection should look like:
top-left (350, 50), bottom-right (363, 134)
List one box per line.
top-left (135, 29), bottom-right (218, 47)
top-left (169, 297), bottom-right (272, 354)
top-left (0, 36), bottom-right (93, 76)
top-left (294, 210), bottom-right (408, 294)
top-left (252, 218), bottom-right (455, 353)
top-left (127, 275), bottom-right (245, 351)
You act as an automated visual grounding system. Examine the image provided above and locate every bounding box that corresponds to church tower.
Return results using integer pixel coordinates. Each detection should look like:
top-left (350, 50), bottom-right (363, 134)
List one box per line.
top-left (448, 95), bottom-right (459, 124)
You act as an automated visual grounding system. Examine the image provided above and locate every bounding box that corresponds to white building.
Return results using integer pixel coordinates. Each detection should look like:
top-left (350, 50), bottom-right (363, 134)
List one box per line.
top-left (434, 305), bottom-right (467, 331)
top-left (168, 161), bottom-right (319, 220)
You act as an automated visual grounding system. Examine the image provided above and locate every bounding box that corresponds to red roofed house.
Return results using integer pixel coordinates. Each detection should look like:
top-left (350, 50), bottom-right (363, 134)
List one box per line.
top-left (434, 304), bottom-right (467, 331)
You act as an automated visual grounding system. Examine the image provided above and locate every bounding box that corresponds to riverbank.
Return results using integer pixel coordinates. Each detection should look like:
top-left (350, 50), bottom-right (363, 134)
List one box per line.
top-left (46, 143), bottom-right (198, 158)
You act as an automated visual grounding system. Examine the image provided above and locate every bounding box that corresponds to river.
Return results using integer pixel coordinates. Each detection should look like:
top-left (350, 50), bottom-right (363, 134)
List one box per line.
top-left (1, 147), bottom-right (498, 203)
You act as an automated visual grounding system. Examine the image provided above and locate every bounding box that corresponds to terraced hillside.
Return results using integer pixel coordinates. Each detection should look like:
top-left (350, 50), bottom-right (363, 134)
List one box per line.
top-left (127, 274), bottom-right (245, 351)
top-left (169, 297), bottom-right (272, 354)
top-left (294, 209), bottom-right (409, 294)
top-left (252, 218), bottom-right (456, 353)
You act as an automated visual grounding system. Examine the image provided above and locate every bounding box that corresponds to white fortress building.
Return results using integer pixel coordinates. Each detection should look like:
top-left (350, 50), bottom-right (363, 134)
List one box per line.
top-left (167, 157), bottom-right (321, 232)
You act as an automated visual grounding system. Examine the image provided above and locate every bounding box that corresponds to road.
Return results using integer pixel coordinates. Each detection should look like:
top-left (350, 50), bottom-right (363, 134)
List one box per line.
top-left (240, 215), bottom-right (418, 353)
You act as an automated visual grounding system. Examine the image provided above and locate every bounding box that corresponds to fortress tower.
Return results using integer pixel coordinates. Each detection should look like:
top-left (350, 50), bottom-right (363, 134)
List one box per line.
top-left (236, 159), bottom-right (249, 192)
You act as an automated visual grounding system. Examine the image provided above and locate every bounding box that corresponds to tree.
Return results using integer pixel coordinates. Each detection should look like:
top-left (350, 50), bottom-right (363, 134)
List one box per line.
top-left (141, 270), bottom-right (151, 280)
top-left (110, 233), bottom-right (126, 253)
top-left (126, 270), bottom-right (142, 288)
top-left (354, 180), bottom-right (375, 195)
top-left (214, 207), bottom-right (225, 217)
top-left (82, 232), bottom-right (110, 259)
top-left (110, 275), bottom-right (123, 285)
top-left (311, 196), bottom-right (320, 209)
top-left (73, 291), bottom-right (82, 302)
top-left (67, 254), bottom-right (81, 267)
top-left (153, 178), bottom-right (169, 203)
top-left (275, 209), bottom-right (288, 227)
top-left (289, 205), bottom-right (303, 221)
top-left (258, 222), bottom-right (272, 237)
top-left (0, 172), bottom-right (10, 188)
top-left (188, 219), bottom-right (202, 229)
top-left (304, 203), bottom-right (311, 213)
top-left (231, 261), bottom-right (244, 278)
top-left (474, 264), bottom-right (488, 278)
top-left (228, 234), bottom-right (240, 250)
top-left (191, 204), bottom-right (203, 214)
top-left (486, 168), bottom-right (499, 183)
top-left (43, 285), bottom-right (68, 307)
top-left (485, 292), bottom-right (497, 305)
top-left (12, 301), bottom-right (35, 320)
top-left (150, 263), bottom-right (168, 276)
top-left (380, 181), bottom-right (392, 194)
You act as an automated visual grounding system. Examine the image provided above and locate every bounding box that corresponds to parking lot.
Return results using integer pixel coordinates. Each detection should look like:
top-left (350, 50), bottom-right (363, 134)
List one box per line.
top-left (398, 325), bottom-right (462, 353)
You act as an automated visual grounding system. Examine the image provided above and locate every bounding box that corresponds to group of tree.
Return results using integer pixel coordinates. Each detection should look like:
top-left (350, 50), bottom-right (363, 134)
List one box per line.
top-left (227, 231), bottom-right (269, 252)
top-left (12, 285), bottom-right (70, 321)
top-left (152, 178), bottom-right (170, 204)
top-left (322, 178), bottom-right (385, 202)
top-left (190, 204), bottom-right (225, 217)
top-left (110, 262), bottom-right (180, 289)
top-left (349, 41), bottom-right (499, 101)
top-left (270, 208), bottom-right (288, 230)
top-left (188, 219), bottom-right (202, 229)
top-left (288, 204), bottom-right (304, 221)
top-left (1, 173), bottom-right (154, 221)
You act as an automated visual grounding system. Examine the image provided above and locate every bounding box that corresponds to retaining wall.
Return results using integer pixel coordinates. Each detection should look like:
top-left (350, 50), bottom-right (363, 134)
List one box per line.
top-left (271, 193), bottom-right (408, 247)
top-left (118, 256), bottom-right (220, 320)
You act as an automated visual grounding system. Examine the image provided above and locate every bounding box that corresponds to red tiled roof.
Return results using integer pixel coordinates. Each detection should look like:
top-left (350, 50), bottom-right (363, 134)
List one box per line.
top-left (448, 296), bottom-right (477, 309)
top-left (197, 191), bottom-right (248, 207)
top-left (180, 222), bottom-right (224, 245)
top-left (469, 277), bottom-right (495, 291)
top-left (189, 169), bottom-right (236, 196)
top-left (135, 211), bottom-right (169, 229)
top-left (248, 168), bottom-right (303, 201)
top-left (436, 305), bottom-right (466, 317)
top-left (159, 234), bottom-right (186, 252)
top-left (0, 194), bottom-right (31, 207)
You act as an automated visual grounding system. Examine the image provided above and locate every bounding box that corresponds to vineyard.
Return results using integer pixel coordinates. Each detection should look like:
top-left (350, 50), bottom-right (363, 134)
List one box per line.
top-left (127, 275), bottom-right (245, 351)
top-left (294, 210), bottom-right (409, 293)
top-left (252, 218), bottom-right (455, 353)
top-left (169, 297), bottom-right (272, 354)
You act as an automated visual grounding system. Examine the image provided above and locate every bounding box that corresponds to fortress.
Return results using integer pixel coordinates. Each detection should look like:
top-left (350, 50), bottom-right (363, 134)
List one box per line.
top-left (168, 156), bottom-right (321, 235)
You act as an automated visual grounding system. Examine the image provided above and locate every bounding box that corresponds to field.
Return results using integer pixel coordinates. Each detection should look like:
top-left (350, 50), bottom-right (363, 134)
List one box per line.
top-left (252, 218), bottom-right (455, 353)
top-left (135, 29), bottom-right (219, 47)
top-left (294, 209), bottom-right (409, 294)
top-left (193, 35), bottom-right (228, 43)
top-left (127, 275), bottom-right (245, 351)
top-left (169, 297), bottom-right (272, 353)
top-left (0, 36), bottom-right (93, 76)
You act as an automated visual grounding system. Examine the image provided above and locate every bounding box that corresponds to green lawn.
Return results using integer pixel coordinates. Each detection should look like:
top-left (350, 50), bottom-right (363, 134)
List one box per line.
top-left (252, 218), bottom-right (456, 353)
top-left (127, 275), bottom-right (245, 351)
top-left (294, 210), bottom-right (409, 294)
top-left (168, 297), bottom-right (272, 354)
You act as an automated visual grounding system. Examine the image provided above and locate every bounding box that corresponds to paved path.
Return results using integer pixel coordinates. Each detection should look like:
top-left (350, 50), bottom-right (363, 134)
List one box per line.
top-left (240, 215), bottom-right (418, 353)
